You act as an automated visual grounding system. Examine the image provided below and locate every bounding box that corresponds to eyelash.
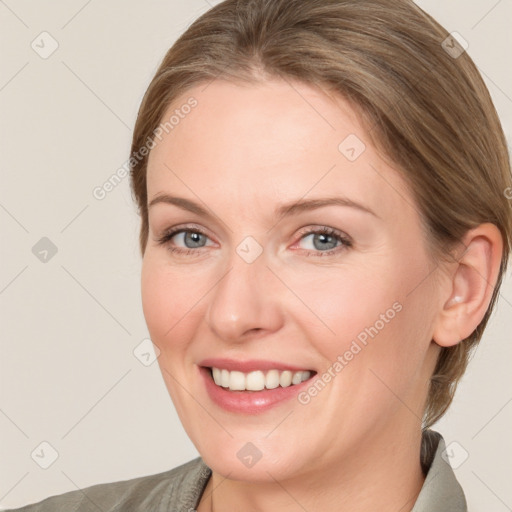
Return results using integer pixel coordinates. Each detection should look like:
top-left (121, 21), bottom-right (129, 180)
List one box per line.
top-left (156, 225), bottom-right (353, 258)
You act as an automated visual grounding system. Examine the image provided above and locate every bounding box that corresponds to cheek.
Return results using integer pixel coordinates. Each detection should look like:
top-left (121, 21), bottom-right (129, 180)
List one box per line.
top-left (141, 254), bottom-right (203, 355)
top-left (141, 257), bottom-right (170, 342)
top-left (289, 252), bottom-right (433, 378)
top-left (282, 262), bottom-right (401, 354)
top-left (141, 255), bottom-right (206, 419)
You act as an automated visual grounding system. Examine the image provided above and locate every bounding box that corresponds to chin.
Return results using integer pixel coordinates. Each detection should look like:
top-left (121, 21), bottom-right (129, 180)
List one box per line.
top-left (185, 423), bottom-right (312, 482)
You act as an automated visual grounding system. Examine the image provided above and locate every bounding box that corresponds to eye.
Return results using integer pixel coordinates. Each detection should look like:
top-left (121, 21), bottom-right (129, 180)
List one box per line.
top-left (293, 226), bottom-right (352, 256)
top-left (156, 224), bottom-right (352, 258)
top-left (156, 226), bottom-right (215, 255)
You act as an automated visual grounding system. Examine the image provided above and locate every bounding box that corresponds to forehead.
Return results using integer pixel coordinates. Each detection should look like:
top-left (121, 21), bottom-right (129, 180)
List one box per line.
top-left (146, 79), bottom-right (413, 223)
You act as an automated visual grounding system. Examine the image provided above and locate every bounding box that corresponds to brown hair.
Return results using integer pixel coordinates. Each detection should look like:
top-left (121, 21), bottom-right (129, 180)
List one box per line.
top-left (129, 0), bottom-right (512, 427)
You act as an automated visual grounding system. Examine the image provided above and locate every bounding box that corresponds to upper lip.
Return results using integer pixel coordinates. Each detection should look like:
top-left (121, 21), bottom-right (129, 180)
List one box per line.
top-left (199, 358), bottom-right (314, 373)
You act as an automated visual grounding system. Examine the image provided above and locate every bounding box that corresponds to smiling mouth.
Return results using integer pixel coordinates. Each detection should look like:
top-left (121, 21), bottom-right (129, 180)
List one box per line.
top-left (207, 367), bottom-right (315, 392)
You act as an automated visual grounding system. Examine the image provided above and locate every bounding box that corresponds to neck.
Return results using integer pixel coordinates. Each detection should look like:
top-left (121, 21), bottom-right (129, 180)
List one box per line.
top-left (198, 423), bottom-right (425, 512)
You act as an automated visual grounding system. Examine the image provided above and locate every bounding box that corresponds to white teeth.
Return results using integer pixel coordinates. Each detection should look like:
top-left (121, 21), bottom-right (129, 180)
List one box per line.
top-left (265, 369), bottom-right (280, 389)
top-left (246, 371), bottom-right (265, 391)
top-left (220, 369), bottom-right (230, 388)
top-left (211, 367), bottom-right (312, 391)
top-left (229, 371), bottom-right (246, 391)
top-left (279, 370), bottom-right (293, 387)
top-left (291, 371), bottom-right (303, 385)
top-left (212, 367), bottom-right (221, 386)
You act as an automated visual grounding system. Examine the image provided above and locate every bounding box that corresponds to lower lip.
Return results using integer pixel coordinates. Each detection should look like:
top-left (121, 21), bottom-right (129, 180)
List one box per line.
top-left (200, 367), bottom-right (313, 414)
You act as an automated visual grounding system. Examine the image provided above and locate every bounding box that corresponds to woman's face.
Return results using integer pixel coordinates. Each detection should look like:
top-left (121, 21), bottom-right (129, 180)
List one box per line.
top-left (142, 78), bottom-right (442, 481)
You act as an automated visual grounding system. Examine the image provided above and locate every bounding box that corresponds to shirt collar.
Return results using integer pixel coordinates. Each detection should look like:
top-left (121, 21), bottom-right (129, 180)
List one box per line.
top-left (412, 429), bottom-right (467, 511)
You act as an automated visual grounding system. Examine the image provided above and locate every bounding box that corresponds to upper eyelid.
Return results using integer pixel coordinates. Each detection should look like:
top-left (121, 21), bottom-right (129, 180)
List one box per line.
top-left (160, 223), bottom-right (211, 237)
top-left (159, 224), bottom-right (346, 237)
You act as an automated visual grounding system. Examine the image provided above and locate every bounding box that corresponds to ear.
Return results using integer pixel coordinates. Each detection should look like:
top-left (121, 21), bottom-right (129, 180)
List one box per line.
top-left (432, 223), bottom-right (503, 347)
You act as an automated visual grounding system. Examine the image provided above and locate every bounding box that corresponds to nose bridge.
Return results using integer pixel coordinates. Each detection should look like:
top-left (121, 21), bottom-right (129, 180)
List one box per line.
top-left (205, 244), bottom-right (282, 341)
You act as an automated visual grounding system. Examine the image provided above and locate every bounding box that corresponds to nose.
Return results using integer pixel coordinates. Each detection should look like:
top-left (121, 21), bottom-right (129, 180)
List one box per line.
top-left (204, 250), bottom-right (284, 343)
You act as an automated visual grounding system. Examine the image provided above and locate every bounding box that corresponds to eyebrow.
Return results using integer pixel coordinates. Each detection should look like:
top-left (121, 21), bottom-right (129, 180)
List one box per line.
top-left (148, 194), bottom-right (378, 220)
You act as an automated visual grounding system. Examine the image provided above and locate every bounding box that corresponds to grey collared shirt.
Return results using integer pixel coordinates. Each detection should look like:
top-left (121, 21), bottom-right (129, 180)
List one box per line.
top-left (6, 430), bottom-right (466, 511)
top-left (412, 430), bottom-right (467, 511)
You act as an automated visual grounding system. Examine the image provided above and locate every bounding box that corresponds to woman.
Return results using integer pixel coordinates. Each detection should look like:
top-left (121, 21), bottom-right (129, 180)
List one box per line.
top-left (8, 0), bottom-right (511, 510)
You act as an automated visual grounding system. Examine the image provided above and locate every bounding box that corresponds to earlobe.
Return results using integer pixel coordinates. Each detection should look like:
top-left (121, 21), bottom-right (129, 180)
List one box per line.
top-left (432, 223), bottom-right (503, 348)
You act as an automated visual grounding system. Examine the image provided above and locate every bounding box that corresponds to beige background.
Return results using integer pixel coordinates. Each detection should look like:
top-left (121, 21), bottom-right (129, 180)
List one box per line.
top-left (0, 0), bottom-right (511, 509)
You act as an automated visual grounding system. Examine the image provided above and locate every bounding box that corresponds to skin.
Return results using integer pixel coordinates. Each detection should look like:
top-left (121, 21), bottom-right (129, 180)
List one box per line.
top-left (141, 78), bottom-right (502, 512)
